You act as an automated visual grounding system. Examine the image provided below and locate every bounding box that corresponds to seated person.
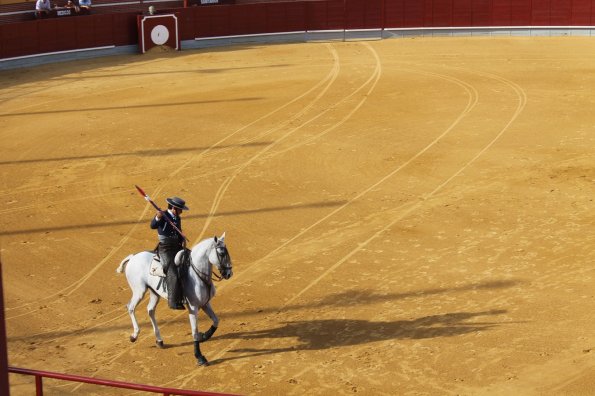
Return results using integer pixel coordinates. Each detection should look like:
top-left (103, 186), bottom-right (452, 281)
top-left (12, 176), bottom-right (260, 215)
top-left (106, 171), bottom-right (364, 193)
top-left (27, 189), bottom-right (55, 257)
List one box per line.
top-left (35, 0), bottom-right (52, 18)
top-left (64, 0), bottom-right (80, 12)
top-left (78, 0), bottom-right (91, 11)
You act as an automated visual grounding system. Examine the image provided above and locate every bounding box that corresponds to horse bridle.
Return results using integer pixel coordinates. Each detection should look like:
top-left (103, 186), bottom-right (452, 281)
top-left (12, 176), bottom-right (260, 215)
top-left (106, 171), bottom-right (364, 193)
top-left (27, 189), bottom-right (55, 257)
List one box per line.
top-left (184, 241), bottom-right (231, 285)
top-left (212, 244), bottom-right (231, 281)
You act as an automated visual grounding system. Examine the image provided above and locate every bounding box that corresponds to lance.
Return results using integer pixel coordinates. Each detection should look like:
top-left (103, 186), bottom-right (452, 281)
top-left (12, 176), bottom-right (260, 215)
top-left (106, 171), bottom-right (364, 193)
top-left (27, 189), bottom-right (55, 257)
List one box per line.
top-left (135, 185), bottom-right (189, 243)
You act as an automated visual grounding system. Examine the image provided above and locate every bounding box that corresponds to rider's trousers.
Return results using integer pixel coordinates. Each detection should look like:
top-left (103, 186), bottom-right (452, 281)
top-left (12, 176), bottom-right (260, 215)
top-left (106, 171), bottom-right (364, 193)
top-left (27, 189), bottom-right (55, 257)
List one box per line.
top-left (158, 242), bottom-right (184, 309)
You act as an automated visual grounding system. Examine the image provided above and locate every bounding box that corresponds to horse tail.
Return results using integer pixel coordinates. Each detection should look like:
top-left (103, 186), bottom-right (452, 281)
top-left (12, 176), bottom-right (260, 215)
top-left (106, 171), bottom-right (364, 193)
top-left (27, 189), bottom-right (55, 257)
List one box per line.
top-left (116, 254), bottom-right (134, 274)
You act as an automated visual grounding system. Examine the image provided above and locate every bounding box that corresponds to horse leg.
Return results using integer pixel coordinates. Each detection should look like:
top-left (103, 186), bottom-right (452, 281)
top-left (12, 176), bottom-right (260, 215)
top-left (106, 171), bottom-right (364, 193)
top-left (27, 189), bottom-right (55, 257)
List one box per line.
top-left (188, 305), bottom-right (209, 366)
top-left (199, 302), bottom-right (219, 342)
top-left (194, 341), bottom-right (208, 367)
top-left (194, 304), bottom-right (218, 366)
top-left (127, 288), bottom-right (146, 343)
top-left (147, 289), bottom-right (164, 348)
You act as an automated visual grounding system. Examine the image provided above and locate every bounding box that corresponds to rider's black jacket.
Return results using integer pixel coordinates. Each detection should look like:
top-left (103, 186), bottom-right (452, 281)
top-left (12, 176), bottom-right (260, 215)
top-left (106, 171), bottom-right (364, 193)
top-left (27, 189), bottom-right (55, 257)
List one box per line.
top-left (150, 210), bottom-right (183, 245)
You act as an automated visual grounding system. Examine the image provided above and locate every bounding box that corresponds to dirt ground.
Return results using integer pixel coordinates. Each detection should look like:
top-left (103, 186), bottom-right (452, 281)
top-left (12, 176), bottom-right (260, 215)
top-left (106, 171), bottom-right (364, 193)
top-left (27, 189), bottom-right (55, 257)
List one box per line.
top-left (1, 36), bottom-right (594, 395)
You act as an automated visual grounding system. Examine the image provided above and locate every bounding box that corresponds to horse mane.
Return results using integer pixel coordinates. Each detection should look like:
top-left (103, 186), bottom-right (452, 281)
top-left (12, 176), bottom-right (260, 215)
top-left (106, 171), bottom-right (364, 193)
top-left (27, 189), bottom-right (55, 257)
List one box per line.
top-left (190, 237), bottom-right (216, 276)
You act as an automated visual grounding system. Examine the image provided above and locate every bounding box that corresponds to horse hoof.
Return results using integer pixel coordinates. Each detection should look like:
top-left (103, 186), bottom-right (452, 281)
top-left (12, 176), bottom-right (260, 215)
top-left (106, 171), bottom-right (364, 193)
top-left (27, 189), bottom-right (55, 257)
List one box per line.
top-left (130, 335), bottom-right (137, 343)
top-left (156, 340), bottom-right (164, 349)
top-left (197, 356), bottom-right (209, 366)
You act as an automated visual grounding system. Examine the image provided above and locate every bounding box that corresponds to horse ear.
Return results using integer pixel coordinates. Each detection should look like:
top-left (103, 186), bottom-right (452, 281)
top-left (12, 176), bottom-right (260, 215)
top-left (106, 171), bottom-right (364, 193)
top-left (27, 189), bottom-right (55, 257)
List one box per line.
top-left (214, 236), bottom-right (218, 243)
top-left (220, 232), bottom-right (226, 242)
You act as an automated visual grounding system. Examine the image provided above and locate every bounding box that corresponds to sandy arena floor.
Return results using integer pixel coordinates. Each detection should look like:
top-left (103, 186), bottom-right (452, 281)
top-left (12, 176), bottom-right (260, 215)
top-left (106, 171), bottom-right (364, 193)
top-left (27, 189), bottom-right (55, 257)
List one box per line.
top-left (1, 36), bottom-right (594, 395)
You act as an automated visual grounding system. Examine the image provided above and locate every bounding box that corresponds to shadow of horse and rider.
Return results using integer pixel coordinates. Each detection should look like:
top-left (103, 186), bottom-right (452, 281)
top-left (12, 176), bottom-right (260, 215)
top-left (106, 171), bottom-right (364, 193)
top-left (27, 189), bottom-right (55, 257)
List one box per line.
top-left (209, 308), bottom-right (512, 366)
top-left (119, 307), bottom-right (510, 365)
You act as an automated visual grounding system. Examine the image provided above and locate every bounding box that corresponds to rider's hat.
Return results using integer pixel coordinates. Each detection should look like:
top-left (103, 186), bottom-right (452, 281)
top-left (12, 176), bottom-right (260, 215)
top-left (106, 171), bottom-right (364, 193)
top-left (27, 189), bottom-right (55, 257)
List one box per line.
top-left (166, 196), bottom-right (189, 210)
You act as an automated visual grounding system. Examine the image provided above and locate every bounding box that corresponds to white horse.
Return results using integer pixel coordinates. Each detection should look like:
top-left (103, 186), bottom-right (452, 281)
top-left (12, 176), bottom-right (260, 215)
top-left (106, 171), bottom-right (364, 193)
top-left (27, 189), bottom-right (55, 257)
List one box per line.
top-left (116, 233), bottom-right (232, 366)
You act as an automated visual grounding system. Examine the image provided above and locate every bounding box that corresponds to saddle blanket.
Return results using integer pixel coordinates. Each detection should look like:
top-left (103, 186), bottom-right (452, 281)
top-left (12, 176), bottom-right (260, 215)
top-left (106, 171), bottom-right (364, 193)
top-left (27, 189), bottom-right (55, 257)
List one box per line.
top-left (149, 254), bottom-right (166, 278)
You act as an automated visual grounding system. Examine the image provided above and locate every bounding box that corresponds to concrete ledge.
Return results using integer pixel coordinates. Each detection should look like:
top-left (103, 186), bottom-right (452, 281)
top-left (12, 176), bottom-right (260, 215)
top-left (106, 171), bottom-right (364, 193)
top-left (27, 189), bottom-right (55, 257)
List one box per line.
top-left (0, 45), bottom-right (136, 70)
top-left (188, 31), bottom-right (307, 49)
top-left (344, 29), bottom-right (383, 41)
top-left (190, 28), bottom-right (385, 48)
top-left (383, 26), bottom-right (595, 38)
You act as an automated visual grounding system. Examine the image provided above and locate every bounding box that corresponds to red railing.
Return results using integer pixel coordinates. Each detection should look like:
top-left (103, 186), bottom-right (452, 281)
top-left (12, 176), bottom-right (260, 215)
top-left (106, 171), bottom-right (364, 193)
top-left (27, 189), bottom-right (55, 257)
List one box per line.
top-left (8, 366), bottom-right (238, 396)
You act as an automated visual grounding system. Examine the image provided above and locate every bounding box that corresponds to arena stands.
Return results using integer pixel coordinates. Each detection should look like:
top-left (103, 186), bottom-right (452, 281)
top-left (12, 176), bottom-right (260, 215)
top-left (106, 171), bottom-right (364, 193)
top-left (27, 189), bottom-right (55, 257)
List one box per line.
top-left (0, 0), bottom-right (185, 24)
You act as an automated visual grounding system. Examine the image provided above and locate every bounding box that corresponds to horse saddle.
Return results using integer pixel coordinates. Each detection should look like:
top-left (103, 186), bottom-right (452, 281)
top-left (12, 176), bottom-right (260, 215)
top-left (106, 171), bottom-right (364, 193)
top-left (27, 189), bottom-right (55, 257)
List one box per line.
top-left (149, 253), bottom-right (166, 278)
top-left (148, 246), bottom-right (190, 279)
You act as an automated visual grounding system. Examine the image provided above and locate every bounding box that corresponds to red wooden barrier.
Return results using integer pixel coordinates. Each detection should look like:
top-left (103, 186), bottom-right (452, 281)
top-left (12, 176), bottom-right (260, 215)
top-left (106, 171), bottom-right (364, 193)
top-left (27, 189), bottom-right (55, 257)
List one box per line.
top-left (403, 0), bottom-right (424, 27)
top-left (551, 0), bottom-right (572, 25)
top-left (325, 0), bottom-right (344, 30)
top-left (306, 1), bottom-right (328, 31)
top-left (571, 0), bottom-right (593, 25)
top-left (533, 0), bottom-right (551, 26)
top-left (454, 0), bottom-right (472, 26)
top-left (94, 13), bottom-right (116, 46)
top-left (229, 3), bottom-right (266, 35)
top-left (343, 0), bottom-right (381, 30)
top-left (510, 0), bottom-right (532, 25)
top-left (283, 1), bottom-right (307, 32)
top-left (194, 5), bottom-right (232, 38)
top-left (8, 366), bottom-right (238, 396)
top-left (492, 0), bottom-right (511, 26)
top-left (472, 0), bottom-right (491, 26)
top-left (433, 0), bottom-right (453, 27)
top-left (4, 0), bottom-right (595, 60)
top-left (265, 2), bottom-right (289, 33)
top-left (384, 0), bottom-right (404, 27)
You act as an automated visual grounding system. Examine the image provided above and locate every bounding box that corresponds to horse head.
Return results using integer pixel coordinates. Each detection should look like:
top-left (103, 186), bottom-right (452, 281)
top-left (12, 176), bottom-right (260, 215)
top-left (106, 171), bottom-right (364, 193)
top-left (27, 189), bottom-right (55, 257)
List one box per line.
top-left (209, 232), bottom-right (233, 280)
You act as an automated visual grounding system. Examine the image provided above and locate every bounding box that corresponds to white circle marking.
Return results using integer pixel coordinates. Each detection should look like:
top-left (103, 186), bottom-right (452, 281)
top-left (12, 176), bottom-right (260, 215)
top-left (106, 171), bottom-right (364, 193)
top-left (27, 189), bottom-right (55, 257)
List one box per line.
top-left (151, 25), bottom-right (169, 45)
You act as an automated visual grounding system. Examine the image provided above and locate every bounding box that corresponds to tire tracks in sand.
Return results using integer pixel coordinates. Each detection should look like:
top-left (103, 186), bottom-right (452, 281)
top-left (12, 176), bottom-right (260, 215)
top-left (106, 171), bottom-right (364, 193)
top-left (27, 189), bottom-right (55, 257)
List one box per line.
top-left (259, 67), bottom-right (527, 394)
top-left (5, 43), bottom-right (346, 380)
top-left (70, 41), bottom-right (388, 393)
top-left (172, 47), bottom-right (488, 390)
top-left (4, 44), bottom-right (342, 316)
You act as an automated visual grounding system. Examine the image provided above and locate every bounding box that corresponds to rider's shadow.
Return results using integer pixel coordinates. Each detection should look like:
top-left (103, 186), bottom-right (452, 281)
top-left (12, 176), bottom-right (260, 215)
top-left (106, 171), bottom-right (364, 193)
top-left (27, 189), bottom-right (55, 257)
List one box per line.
top-left (211, 309), bottom-right (508, 364)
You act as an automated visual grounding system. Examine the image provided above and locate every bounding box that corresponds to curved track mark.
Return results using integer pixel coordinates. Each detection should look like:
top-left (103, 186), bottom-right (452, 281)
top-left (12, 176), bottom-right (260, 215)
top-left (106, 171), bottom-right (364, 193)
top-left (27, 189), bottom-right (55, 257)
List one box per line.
top-left (281, 68), bottom-right (527, 385)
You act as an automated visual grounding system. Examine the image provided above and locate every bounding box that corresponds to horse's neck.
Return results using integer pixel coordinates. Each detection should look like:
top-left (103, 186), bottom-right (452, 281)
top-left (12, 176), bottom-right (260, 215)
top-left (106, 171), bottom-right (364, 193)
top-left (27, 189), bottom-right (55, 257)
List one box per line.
top-left (191, 239), bottom-right (213, 276)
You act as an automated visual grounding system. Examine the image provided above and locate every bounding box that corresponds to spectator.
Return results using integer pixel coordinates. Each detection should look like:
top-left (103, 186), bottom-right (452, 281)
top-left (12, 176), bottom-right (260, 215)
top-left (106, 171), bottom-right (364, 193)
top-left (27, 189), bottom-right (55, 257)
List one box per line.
top-left (78, 0), bottom-right (91, 12)
top-left (35, 0), bottom-right (52, 18)
top-left (64, 0), bottom-right (80, 12)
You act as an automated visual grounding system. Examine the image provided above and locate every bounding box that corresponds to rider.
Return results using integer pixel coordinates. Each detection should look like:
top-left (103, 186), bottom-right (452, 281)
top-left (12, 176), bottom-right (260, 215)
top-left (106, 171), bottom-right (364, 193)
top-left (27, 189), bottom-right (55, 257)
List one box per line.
top-left (150, 196), bottom-right (188, 310)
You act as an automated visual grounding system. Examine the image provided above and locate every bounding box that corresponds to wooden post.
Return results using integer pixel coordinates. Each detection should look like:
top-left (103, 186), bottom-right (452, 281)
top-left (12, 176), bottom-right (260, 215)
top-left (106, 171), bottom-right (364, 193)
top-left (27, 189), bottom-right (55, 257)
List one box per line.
top-left (0, 259), bottom-right (10, 395)
top-left (343, 0), bottom-right (346, 41)
top-left (35, 375), bottom-right (43, 396)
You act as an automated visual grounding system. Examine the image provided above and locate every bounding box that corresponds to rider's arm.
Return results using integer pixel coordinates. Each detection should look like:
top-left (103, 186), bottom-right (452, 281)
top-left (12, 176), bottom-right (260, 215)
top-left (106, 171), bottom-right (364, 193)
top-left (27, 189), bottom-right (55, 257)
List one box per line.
top-left (150, 211), bottom-right (164, 229)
